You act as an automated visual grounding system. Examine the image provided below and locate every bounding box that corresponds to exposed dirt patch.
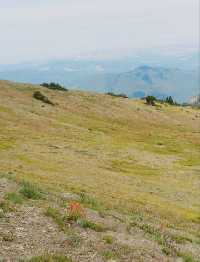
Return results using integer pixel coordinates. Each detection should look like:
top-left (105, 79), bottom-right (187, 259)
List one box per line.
top-left (0, 206), bottom-right (67, 260)
top-left (0, 177), bottom-right (18, 200)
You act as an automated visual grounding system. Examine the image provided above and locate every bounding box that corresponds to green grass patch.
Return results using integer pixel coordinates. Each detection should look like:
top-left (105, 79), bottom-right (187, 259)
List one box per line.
top-left (111, 160), bottom-right (161, 176)
top-left (103, 235), bottom-right (114, 244)
top-left (179, 155), bottom-right (200, 167)
top-left (140, 134), bottom-right (186, 156)
top-left (0, 209), bottom-right (4, 218)
top-left (45, 207), bottom-right (67, 232)
top-left (170, 234), bottom-right (193, 244)
top-left (101, 250), bottom-right (116, 260)
top-left (26, 254), bottom-right (72, 262)
top-left (0, 137), bottom-right (14, 150)
top-left (17, 154), bottom-right (35, 164)
top-left (20, 181), bottom-right (44, 200)
top-left (0, 105), bottom-right (14, 114)
top-left (5, 192), bottom-right (24, 205)
top-left (77, 218), bottom-right (105, 232)
top-left (131, 212), bottom-right (145, 223)
top-left (178, 253), bottom-right (196, 262)
top-left (130, 220), bottom-right (176, 256)
top-left (0, 172), bottom-right (17, 181)
top-left (139, 223), bottom-right (168, 246)
top-left (79, 192), bottom-right (103, 211)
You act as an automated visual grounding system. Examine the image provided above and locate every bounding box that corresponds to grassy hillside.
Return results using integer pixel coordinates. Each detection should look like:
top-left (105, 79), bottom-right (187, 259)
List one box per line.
top-left (0, 80), bottom-right (200, 261)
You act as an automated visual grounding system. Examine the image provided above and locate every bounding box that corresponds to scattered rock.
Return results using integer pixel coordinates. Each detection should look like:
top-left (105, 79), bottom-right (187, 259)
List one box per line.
top-left (60, 192), bottom-right (80, 202)
top-left (0, 230), bottom-right (15, 242)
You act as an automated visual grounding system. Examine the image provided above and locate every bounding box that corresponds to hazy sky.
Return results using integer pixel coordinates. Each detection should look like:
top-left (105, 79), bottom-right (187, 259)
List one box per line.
top-left (0, 0), bottom-right (199, 63)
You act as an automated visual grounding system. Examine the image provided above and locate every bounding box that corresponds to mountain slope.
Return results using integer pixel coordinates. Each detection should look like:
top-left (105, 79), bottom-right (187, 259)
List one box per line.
top-left (0, 80), bottom-right (200, 261)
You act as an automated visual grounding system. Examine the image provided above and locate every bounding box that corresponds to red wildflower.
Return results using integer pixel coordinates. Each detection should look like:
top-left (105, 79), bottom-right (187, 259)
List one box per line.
top-left (67, 201), bottom-right (85, 221)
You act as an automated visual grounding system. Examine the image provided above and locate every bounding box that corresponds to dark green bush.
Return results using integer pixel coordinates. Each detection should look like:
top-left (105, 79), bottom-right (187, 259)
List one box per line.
top-left (106, 92), bottom-right (128, 98)
top-left (33, 91), bottom-right (54, 105)
top-left (145, 96), bottom-right (156, 106)
top-left (40, 82), bottom-right (68, 92)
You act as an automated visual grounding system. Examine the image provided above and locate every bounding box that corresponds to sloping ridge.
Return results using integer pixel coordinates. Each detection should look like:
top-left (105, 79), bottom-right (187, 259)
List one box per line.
top-left (0, 80), bottom-right (200, 261)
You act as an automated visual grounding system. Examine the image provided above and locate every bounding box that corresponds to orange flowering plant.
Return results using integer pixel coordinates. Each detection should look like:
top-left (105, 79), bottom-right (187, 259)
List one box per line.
top-left (67, 201), bottom-right (85, 221)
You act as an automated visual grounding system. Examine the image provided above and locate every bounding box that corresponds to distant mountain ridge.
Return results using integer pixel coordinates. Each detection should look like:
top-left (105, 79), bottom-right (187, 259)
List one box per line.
top-left (0, 58), bottom-right (198, 102)
top-left (76, 65), bottom-right (198, 102)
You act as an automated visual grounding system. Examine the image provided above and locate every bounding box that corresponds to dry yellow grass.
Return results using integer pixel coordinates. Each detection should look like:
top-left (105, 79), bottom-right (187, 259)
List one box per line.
top-left (0, 80), bottom-right (199, 229)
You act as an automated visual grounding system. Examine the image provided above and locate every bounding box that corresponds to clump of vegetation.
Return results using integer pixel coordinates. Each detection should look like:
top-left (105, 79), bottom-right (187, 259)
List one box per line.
top-left (77, 218), bottom-right (105, 232)
top-left (145, 95), bottom-right (179, 106)
top-left (67, 201), bottom-right (85, 221)
top-left (106, 92), bottom-right (128, 98)
top-left (66, 201), bottom-right (105, 232)
top-left (40, 82), bottom-right (68, 92)
top-left (145, 95), bottom-right (156, 106)
top-left (19, 182), bottom-right (44, 200)
top-left (0, 209), bottom-right (4, 218)
top-left (27, 254), bottom-right (72, 262)
top-left (131, 212), bottom-right (144, 223)
top-left (5, 192), bottom-right (24, 205)
top-left (0, 200), bottom-right (15, 213)
top-left (45, 207), bottom-right (67, 232)
top-left (103, 235), bottom-right (114, 244)
top-left (140, 223), bottom-right (167, 245)
top-left (79, 192), bottom-right (103, 211)
top-left (130, 221), bottom-right (179, 257)
top-left (33, 91), bottom-right (54, 105)
top-left (101, 250), bottom-right (116, 260)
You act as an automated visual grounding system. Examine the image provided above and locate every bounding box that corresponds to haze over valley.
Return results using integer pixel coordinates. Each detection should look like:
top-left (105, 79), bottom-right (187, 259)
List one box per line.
top-left (0, 51), bottom-right (199, 102)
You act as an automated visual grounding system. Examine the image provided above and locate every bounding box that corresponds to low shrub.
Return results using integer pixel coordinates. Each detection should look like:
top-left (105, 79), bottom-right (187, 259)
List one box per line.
top-left (145, 96), bottom-right (156, 106)
top-left (33, 91), bottom-right (54, 105)
top-left (106, 92), bottom-right (128, 98)
top-left (40, 82), bottom-right (68, 92)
